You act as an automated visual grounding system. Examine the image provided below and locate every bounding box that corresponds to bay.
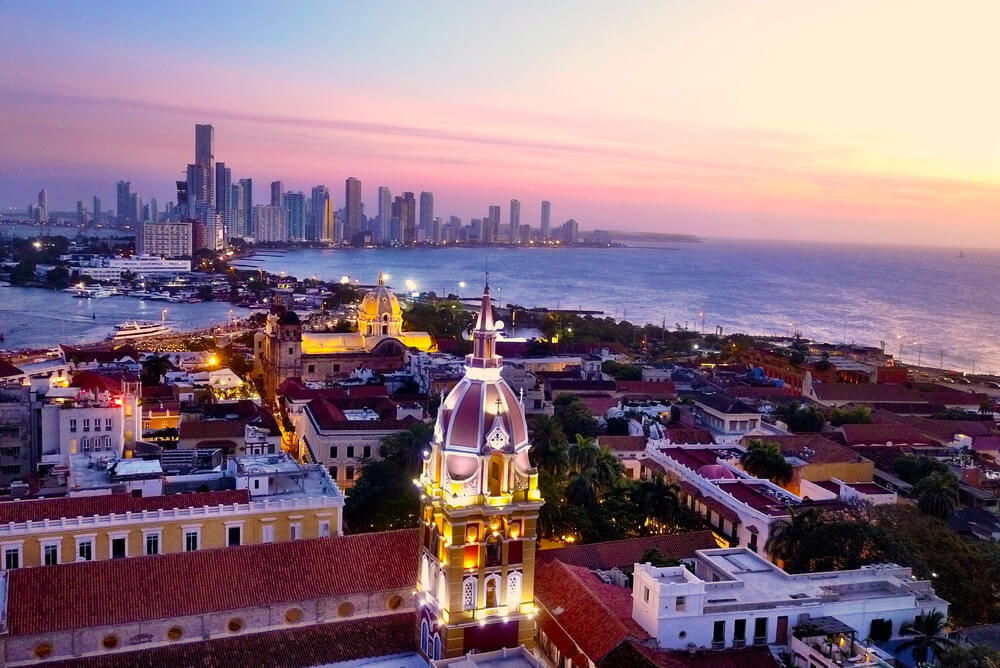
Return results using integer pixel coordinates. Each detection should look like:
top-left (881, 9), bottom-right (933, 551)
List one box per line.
top-left (232, 240), bottom-right (1000, 374)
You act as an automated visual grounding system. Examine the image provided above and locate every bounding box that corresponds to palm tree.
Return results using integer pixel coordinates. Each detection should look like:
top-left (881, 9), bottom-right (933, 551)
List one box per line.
top-left (740, 440), bottom-right (793, 485)
top-left (141, 354), bottom-right (173, 386)
top-left (529, 415), bottom-right (568, 474)
top-left (566, 468), bottom-right (601, 508)
top-left (568, 434), bottom-right (599, 472)
top-left (765, 507), bottom-right (820, 566)
top-left (638, 477), bottom-right (683, 526)
top-left (914, 471), bottom-right (960, 520)
top-left (592, 445), bottom-right (622, 486)
top-left (898, 609), bottom-right (954, 664)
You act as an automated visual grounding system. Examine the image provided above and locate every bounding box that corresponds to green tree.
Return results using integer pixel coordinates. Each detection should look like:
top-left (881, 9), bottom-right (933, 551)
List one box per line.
top-left (529, 414), bottom-right (568, 474)
top-left (765, 507), bottom-right (821, 565)
top-left (892, 455), bottom-right (950, 485)
top-left (9, 260), bottom-right (36, 285)
top-left (829, 405), bottom-right (874, 426)
top-left (566, 468), bottom-right (601, 508)
top-left (740, 439), bottom-right (793, 485)
top-left (914, 471), bottom-right (960, 520)
top-left (601, 360), bottom-right (642, 380)
top-left (638, 547), bottom-right (680, 567)
top-left (898, 610), bottom-right (954, 665)
top-left (554, 399), bottom-right (599, 439)
top-left (141, 354), bottom-right (173, 386)
top-left (45, 265), bottom-right (70, 288)
top-left (939, 643), bottom-right (1000, 668)
top-left (773, 402), bottom-right (825, 432)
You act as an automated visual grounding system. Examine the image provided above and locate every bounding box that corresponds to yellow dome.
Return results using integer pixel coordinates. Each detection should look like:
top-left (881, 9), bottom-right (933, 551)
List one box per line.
top-left (358, 272), bottom-right (403, 337)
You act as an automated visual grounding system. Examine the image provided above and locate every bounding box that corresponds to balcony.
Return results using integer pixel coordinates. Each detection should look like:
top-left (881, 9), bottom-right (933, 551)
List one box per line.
top-left (791, 617), bottom-right (894, 668)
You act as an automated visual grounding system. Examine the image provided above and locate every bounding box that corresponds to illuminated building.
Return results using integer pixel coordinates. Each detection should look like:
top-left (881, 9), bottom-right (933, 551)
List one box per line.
top-left (345, 177), bottom-right (362, 242)
top-left (415, 283), bottom-right (543, 660)
top-left (254, 274), bottom-right (436, 405)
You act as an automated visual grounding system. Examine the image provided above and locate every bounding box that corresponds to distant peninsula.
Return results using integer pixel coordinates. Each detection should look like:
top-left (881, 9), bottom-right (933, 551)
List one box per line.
top-left (606, 231), bottom-right (702, 243)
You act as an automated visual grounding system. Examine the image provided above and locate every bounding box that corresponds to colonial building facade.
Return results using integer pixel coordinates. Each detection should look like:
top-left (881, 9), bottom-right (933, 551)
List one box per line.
top-left (254, 273), bottom-right (436, 405)
top-left (416, 284), bottom-right (543, 661)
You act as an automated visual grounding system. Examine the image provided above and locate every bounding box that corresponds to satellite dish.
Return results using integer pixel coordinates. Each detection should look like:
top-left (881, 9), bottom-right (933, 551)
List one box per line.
top-left (495, 320), bottom-right (505, 330)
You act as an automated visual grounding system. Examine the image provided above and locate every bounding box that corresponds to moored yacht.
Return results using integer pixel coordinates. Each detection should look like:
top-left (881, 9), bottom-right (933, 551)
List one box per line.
top-left (108, 321), bottom-right (170, 341)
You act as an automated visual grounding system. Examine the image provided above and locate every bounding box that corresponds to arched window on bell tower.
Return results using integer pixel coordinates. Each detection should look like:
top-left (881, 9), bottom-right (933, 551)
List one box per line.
top-left (485, 534), bottom-right (502, 567)
top-left (487, 452), bottom-right (504, 497)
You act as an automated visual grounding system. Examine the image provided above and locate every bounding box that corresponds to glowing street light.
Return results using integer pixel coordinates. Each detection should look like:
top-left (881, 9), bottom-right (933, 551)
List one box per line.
top-left (405, 279), bottom-right (417, 291)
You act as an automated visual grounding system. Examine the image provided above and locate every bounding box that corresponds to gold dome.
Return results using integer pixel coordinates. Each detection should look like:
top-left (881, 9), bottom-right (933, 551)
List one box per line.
top-left (358, 272), bottom-right (403, 337)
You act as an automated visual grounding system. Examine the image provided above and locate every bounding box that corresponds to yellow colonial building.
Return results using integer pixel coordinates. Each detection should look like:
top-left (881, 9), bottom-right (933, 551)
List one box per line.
top-left (255, 273), bottom-right (436, 405)
top-left (415, 284), bottom-right (543, 661)
top-left (0, 455), bottom-right (343, 570)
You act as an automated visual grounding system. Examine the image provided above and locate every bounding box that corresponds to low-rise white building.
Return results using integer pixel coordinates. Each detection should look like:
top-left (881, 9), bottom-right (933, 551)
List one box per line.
top-left (77, 255), bottom-right (191, 281)
top-left (632, 548), bottom-right (947, 653)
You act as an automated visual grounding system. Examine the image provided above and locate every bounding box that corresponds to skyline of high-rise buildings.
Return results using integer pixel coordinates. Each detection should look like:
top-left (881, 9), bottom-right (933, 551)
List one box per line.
top-left (18, 123), bottom-right (584, 247)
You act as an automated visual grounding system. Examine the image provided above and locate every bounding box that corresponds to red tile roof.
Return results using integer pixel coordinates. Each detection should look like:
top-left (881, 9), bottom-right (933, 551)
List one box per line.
top-left (535, 559), bottom-right (650, 661)
top-left (40, 613), bottom-right (416, 668)
top-left (665, 426), bottom-right (714, 444)
top-left (616, 380), bottom-right (677, 398)
top-left (0, 489), bottom-right (250, 524)
top-left (581, 396), bottom-right (621, 416)
top-left (276, 377), bottom-right (347, 402)
top-left (6, 528), bottom-right (419, 636)
top-left (811, 383), bottom-right (923, 403)
top-left (747, 434), bottom-right (865, 465)
top-left (305, 396), bottom-right (416, 431)
top-left (537, 531), bottom-right (717, 570)
top-left (599, 435), bottom-right (648, 452)
top-left (973, 436), bottom-right (1000, 453)
top-left (346, 384), bottom-right (390, 398)
top-left (70, 371), bottom-right (123, 394)
top-left (840, 423), bottom-right (934, 446)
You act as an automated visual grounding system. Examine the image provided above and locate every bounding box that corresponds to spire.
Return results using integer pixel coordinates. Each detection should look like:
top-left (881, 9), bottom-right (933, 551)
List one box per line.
top-left (470, 283), bottom-right (498, 364)
top-left (377, 271), bottom-right (385, 287)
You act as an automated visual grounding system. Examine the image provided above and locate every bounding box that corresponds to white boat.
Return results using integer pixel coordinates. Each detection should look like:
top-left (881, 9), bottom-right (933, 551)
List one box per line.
top-left (109, 321), bottom-right (170, 341)
top-left (91, 289), bottom-right (114, 299)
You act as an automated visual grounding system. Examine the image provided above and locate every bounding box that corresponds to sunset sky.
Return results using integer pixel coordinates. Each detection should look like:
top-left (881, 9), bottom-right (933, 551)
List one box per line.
top-left (2, 1), bottom-right (999, 246)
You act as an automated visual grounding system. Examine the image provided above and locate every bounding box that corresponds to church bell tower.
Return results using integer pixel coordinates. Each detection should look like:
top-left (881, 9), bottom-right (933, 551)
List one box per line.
top-left (415, 283), bottom-right (543, 661)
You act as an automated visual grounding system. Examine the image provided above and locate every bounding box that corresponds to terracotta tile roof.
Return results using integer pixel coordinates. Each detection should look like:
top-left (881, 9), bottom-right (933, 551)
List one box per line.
top-left (6, 528), bottom-right (419, 636)
top-left (599, 436), bottom-right (648, 452)
top-left (748, 433), bottom-right (866, 465)
top-left (346, 384), bottom-right (390, 398)
top-left (276, 377), bottom-right (347, 402)
top-left (70, 371), bottom-right (123, 394)
top-left (873, 410), bottom-right (996, 441)
top-left (0, 489), bottom-right (250, 525)
top-left (549, 380), bottom-right (618, 392)
top-left (62, 344), bottom-right (140, 364)
top-left (616, 380), bottom-right (677, 398)
top-left (665, 426), bottom-right (714, 444)
top-left (40, 613), bottom-right (416, 668)
top-left (537, 531), bottom-right (718, 570)
top-left (616, 642), bottom-right (782, 668)
top-left (535, 559), bottom-right (650, 661)
top-left (580, 396), bottom-right (620, 416)
top-left (840, 423), bottom-right (934, 446)
top-left (811, 383), bottom-right (923, 403)
top-left (305, 396), bottom-right (416, 431)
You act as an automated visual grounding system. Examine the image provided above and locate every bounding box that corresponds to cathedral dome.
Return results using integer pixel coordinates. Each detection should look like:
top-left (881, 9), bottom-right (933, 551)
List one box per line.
top-left (358, 272), bottom-right (403, 337)
top-left (434, 285), bottom-right (529, 457)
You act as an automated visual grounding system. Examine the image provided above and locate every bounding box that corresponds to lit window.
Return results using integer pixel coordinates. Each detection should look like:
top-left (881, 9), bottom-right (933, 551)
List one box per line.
top-left (507, 570), bottom-right (522, 605)
top-left (462, 576), bottom-right (477, 610)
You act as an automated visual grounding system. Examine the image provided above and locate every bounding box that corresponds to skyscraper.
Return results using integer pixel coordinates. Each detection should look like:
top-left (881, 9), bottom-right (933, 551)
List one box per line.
top-left (283, 191), bottom-right (306, 240)
top-left (92, 196), bottom-right (101, 225)
top-left (310, 186), bottom-right (330, 242)
top-left (540, 201), bottom-right (551, 238)
top-left (401, 192), bottom-right (416, 244)
top-left (377, 186), bottom-right (391, 243)
top-left (231, 182), bottom-right (246, 237)
top-left (194, 124), bottom-right (215, 207)
top-left (344, 177), bottom-right (362, 243)
top-left (150, 197), bottom-right (158, 223)
top-left (116, 181), bottom-right (131, 222)
top-left (270, 181), bottom-right (284, 207)
top-left (215, 163), bottom-right (232, 238)
top-left (238, 178), bottom-right (253, 236)
top-left (419, 191), bottom-right (434, 240)
top-left (509, 199), bottom-right (520, 242)
top-left (76, 200), bottom-right (85, 226)
top-left (130, 193), bottom-right (141, 225)
top-left (486, 205), bottom-right (501, 243)
top-left (322, 192), bottom-right (334, 241)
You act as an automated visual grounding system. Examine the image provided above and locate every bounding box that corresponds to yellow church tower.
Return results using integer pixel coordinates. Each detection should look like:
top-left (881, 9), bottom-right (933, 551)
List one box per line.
top-left (415, 283), bottom-right (543, 661)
